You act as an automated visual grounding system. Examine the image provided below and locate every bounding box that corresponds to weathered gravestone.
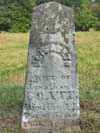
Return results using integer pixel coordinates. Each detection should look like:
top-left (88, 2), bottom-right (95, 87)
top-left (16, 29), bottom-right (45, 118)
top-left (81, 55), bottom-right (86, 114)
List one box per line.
top-left (22, 2), bottom-right (80, 132)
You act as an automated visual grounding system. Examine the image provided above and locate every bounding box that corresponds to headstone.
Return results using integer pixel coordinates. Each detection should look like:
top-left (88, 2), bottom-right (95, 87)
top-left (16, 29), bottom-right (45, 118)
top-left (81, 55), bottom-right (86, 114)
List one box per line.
top-left (22, 2), bottom-right (80, 132)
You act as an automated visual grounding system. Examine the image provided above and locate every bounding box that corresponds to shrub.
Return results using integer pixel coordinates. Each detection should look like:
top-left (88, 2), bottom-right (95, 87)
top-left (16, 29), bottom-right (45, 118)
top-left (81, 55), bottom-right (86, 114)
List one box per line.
top-left (75, 11), bottom-right (100, 31)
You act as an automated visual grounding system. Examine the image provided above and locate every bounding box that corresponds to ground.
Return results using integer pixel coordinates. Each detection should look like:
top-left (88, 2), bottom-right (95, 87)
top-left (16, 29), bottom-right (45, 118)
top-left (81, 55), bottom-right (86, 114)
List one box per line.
top-left (0, 31), bottom-right (100, 133)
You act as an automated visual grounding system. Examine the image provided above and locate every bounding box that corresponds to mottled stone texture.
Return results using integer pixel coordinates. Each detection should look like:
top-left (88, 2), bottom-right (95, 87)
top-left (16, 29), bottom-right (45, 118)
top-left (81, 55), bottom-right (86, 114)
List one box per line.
top-left (22, 2), bottom-right (80, 132)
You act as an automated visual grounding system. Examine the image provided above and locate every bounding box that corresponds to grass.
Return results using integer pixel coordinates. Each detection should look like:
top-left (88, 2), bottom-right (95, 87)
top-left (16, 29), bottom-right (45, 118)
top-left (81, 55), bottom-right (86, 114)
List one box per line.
top-left (77, 32), bottom-right (100, 100)
top-left (0, 31), bottom-right (100, 132)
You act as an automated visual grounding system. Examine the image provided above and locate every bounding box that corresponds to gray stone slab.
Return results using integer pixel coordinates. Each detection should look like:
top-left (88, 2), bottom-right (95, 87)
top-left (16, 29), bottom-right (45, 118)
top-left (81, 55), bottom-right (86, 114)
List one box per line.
top-left (22, 2), bottom-right (80, 132)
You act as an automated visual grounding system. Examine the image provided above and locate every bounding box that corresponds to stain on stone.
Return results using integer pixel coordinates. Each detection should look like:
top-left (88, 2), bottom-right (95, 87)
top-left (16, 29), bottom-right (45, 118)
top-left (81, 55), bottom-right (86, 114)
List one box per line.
top-left (22, 1), bottom-right (80, 132)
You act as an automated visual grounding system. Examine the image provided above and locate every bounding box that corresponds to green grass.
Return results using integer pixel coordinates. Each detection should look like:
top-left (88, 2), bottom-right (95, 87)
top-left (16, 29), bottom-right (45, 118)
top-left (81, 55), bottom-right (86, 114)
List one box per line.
top-left (77, 32), bottom-right (100, 99)
top-left (0, 31), bottom-right (100, 132)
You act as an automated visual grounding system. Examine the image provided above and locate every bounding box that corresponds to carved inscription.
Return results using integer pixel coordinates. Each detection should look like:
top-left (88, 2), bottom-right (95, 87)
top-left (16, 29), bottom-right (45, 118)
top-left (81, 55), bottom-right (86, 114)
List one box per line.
top-left (22, 42), bottom-right (79, 129)
top-left (22, 2), bottom-right (80, 131)
top-left (24, 43), bottom-right (75, 114)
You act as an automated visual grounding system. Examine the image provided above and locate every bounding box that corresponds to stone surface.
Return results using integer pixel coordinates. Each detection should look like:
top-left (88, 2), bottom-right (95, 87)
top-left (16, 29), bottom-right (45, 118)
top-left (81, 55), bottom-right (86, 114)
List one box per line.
top-left (22, 2), bottom-right (80, 132)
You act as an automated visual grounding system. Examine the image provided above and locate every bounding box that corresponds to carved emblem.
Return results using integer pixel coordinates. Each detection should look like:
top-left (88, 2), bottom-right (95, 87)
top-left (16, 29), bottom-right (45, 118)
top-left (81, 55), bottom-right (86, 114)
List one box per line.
top-left (31, 44), bottom-right (72, 67)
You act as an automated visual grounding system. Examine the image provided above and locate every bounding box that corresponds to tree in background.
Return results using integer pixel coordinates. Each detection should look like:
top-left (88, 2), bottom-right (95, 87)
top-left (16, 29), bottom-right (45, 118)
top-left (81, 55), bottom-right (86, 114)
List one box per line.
top-left (35, 0), bottom-right (80, 7)
top-left (0, 0), bottom-right (100, 32)
top-left (36, 0), bottom-right (100, 31)
top-left (75, 0), bottom-right (100, 30)
top-left (0, 0), bottom-right (35, 32)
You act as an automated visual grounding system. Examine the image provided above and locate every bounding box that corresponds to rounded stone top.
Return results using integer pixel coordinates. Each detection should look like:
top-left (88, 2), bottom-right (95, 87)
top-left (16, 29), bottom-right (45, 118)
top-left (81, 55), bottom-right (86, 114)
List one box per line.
top-left (33, 1), bottom-right (72, 11)
top-left (30, 1), bottom-right (75, 47)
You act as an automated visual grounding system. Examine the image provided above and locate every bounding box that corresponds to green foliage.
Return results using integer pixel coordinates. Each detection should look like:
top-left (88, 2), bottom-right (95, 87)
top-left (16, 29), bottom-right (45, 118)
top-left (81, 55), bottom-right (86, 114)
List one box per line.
top-left (76, 11), bottom-right (100, 31)
top-left (0, 0), bottom-right (33, 32)
top-left (90, 3), bottom-right (100, 20)
top-left (96, 0), bottom-right (100, 4)
top-left (0, 0), bottom-right (100, 32)
top-left (10, 4), bottom-right (31, 32)
top-left (75, 0), bottom-right (100, 31)
top-left (0, 6), bottom-right (11, 31)
top-left (35, 0), bottom-right (81, 7)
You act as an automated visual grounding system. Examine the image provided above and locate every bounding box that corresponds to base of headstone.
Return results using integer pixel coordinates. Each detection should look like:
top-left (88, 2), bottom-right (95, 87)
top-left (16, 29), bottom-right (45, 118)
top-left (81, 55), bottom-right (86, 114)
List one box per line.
top-left (22, 126), bottom-right (80, 133)
top-left (22, 120), bottom-right (80, 133)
